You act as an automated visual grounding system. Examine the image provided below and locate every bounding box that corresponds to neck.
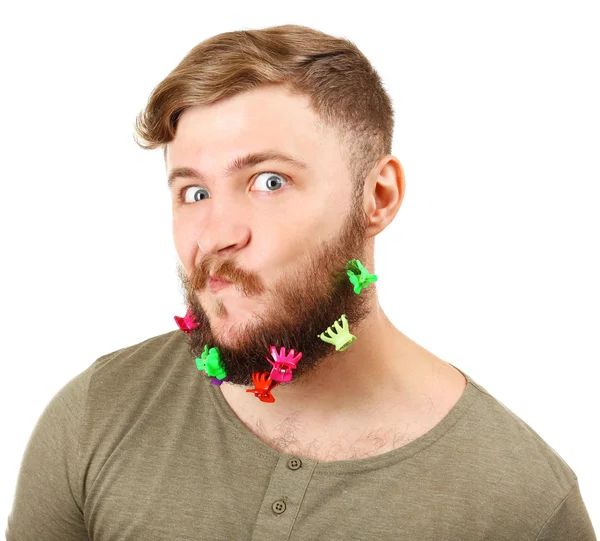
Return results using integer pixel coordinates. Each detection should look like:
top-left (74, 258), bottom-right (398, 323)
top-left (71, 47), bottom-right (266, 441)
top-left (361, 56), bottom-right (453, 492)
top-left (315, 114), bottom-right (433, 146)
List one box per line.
top-left (219, 298), bottom-right (439, 423)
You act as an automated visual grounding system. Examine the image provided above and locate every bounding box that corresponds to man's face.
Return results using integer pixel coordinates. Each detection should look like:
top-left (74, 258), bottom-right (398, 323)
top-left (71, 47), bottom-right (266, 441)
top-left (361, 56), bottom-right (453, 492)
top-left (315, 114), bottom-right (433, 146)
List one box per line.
top-left (167, 84), bottom-right (376, 386)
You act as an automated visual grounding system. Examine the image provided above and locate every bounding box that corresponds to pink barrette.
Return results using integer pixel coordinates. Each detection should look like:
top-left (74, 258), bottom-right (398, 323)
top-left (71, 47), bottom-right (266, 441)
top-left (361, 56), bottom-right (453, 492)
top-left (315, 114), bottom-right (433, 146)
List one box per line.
top-left (265, 346), bottom-right (303, 383)
top-left (174, 307), bottom-right (199, 335)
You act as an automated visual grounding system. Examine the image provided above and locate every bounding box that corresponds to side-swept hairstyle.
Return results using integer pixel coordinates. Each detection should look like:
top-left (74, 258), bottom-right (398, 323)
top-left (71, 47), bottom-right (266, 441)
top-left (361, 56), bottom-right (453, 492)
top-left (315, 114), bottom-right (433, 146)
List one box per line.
top-left (134, 24), bottom-right (394, 195)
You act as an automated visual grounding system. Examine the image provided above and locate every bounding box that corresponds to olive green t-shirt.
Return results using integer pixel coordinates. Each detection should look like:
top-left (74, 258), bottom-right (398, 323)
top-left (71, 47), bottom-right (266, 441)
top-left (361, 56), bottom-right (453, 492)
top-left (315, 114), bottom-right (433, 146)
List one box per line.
top-left (6, 329), bottom-right (597, 540)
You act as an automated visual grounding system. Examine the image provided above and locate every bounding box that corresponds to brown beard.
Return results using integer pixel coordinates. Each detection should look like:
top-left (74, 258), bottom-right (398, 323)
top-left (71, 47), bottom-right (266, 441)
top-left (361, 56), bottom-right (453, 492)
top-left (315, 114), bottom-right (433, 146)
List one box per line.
top-left (176, 197), bottom-right (375, 387)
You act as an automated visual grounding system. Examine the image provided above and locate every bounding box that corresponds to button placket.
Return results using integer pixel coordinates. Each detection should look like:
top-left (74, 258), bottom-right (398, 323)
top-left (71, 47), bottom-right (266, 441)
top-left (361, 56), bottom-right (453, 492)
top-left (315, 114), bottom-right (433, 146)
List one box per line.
top-left (250, 455), bottom-right (316, 541)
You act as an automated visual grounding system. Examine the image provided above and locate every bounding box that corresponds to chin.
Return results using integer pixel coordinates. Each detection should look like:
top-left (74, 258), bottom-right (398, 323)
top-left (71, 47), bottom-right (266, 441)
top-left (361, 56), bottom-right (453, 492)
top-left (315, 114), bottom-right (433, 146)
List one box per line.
top-left (213, 322), bottom-right (247, 348)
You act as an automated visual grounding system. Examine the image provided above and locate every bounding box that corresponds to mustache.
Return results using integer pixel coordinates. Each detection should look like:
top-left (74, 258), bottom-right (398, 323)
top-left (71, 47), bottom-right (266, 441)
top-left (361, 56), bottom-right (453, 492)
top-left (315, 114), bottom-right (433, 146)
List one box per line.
top-left (190, 256), bottom-right (265, 297)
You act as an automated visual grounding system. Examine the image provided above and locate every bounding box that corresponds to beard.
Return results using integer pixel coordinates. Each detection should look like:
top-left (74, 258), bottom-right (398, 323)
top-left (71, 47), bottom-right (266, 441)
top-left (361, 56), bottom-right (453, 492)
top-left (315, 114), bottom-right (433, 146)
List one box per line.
top-left (175, 196), bottom-right (376, 387)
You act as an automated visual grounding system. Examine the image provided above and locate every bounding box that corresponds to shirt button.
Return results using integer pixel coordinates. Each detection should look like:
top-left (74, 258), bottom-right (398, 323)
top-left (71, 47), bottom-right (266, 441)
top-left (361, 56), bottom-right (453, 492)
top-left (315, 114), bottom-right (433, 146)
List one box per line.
top-left (272, 500), bottom-right (287, 514)
top-left (287, 457), bottom-right (302, 470)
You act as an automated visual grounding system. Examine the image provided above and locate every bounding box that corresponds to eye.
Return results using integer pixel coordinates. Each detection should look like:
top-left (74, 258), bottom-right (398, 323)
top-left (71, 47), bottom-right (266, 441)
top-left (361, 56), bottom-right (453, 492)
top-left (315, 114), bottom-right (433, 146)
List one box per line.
top-left (176, 172), bottom-right (288, 204)
top-left (178, 186), bottom-right (210, 203)
top-left (251, 172), bottom-right (288, 192)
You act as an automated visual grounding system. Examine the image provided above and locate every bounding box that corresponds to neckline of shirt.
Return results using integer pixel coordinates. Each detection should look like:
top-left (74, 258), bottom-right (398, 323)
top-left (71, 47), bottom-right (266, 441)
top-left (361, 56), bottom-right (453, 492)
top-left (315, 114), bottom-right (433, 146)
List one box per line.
top-left (206, 361), bottom-right (481, 475)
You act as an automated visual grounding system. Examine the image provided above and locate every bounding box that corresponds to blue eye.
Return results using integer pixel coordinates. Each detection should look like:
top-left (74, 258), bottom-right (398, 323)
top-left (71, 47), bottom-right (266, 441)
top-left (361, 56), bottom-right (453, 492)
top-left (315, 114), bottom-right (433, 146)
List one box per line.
top-left (179, 186), bottom-right (210, 203)
top-left (176, 172), bottom-right (288, 204)
top-left (252, 172), bottom-right (288, 192)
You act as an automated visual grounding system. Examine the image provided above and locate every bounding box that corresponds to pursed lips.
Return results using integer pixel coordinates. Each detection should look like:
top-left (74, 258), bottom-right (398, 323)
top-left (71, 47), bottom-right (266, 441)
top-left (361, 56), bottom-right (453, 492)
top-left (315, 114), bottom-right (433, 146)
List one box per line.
top-left (209, 275), bottom-right (232, 292)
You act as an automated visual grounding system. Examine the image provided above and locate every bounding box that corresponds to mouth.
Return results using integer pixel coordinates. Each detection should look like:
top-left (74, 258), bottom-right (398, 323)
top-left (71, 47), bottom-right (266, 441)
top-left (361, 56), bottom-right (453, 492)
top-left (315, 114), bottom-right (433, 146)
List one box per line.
top-left (209, 276), bottom-right (232, 293)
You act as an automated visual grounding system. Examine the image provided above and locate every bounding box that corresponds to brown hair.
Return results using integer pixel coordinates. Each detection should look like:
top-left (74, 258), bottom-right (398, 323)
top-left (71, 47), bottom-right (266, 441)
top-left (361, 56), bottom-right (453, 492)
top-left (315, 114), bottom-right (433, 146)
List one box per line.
top-left (134, 24), bottom-right (394, 194)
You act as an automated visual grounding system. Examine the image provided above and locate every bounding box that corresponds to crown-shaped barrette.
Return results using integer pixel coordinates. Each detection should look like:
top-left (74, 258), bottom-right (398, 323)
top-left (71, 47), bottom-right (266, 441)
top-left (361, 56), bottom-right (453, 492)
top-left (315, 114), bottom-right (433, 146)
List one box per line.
top-left (346, 259), bottom-right (378, 294)
top-left (174, 307), bottom-right (200, 334)
top-left (195, 345), bottom-right (228, 385)
top-left (318, 314), bottom-right (356, 351)
top-left (266, 346), bottom-right (303, 383)
top-left (246, 372), bottom-right (279, 403)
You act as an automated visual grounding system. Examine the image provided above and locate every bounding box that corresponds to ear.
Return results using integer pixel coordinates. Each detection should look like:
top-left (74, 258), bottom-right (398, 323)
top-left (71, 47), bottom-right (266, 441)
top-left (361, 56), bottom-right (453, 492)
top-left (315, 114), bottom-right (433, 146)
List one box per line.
top-left (362, 156), bottom-right (405, 238)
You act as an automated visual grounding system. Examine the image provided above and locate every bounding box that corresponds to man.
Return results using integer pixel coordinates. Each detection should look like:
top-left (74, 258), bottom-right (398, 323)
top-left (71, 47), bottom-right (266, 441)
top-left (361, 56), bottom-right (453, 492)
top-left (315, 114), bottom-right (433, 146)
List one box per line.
top-left (6, 24), bottom-right (596, 540)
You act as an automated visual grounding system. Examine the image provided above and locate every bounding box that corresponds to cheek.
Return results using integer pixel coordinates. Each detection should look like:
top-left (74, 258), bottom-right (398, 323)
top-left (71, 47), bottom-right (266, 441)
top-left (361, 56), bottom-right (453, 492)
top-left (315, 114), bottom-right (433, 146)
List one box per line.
top-left (268, 200), bottom-right (340, 256)
top-left (172, 216), bottom-right (199, 271)
top-left (252, 213), bottom-right (332, 279)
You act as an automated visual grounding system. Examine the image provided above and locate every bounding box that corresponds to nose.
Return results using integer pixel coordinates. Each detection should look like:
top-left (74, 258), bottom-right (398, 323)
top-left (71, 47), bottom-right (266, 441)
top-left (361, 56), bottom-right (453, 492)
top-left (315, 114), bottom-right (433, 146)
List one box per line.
top-left (196, 212), bottom-right (251, 257)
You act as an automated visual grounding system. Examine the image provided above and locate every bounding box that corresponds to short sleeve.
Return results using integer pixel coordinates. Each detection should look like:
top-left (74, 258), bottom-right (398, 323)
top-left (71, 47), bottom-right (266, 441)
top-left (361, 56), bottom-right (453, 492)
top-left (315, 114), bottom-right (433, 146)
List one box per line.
top-left (5, 367), bottom-right (92, 540)
top-left (535, 480), bottom-right (597, 541)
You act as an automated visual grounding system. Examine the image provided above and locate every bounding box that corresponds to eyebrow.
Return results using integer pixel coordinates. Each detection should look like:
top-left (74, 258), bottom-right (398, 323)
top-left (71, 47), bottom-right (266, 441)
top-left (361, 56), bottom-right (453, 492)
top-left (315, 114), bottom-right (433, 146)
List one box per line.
top-left (167, 150), bottom-right (309, 189)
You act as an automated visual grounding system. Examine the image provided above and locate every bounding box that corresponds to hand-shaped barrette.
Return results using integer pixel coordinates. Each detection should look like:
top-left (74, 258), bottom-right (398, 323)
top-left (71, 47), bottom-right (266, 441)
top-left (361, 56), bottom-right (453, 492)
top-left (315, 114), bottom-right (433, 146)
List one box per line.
top-left (246, 372), bottom-right (279, 403)
top-left (346, 259), bottom-right (378, 294)
top-left (318, 314), bottom-right (356, 351)
top-left (266, 346), bottom-right (303, 383)
top-left (174, 307), bottom-right (199, 335)
top-left (196, 345), bottom-right (228, 385)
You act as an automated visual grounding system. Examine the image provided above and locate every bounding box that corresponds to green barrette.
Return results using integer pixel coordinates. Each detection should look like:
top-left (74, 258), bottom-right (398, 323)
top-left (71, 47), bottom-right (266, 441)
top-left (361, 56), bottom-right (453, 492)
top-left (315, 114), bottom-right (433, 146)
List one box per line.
top-left (318, 314), bottom-right (356, 351)
top-left (346, 259), bottom-right (377, 294)
top-left (195, 345), bottom-right (227, 380)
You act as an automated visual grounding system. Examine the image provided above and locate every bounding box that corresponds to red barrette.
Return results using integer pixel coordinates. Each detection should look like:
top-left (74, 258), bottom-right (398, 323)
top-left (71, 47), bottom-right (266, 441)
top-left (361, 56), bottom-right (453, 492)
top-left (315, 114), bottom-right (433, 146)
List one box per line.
top-left (246, 372), bottom-right (279, 403)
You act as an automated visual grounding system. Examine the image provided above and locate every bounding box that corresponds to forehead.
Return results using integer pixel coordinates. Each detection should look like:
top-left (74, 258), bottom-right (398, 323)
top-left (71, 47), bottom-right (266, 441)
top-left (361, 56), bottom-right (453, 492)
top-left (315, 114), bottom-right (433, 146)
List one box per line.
top-left (166, 85), bottom-right (338, 169)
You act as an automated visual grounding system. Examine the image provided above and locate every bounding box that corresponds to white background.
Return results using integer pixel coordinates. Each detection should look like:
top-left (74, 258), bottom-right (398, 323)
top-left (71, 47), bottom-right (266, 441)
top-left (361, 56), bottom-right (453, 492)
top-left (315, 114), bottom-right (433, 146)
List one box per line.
top-left (1, 0), bottom-right (598, 533)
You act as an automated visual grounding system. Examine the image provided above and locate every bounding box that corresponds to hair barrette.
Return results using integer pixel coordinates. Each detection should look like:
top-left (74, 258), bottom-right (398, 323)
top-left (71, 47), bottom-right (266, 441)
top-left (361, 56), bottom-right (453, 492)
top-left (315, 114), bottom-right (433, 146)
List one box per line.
top-left (174, 307), bottom-right (200, 334)
top-left (266, 346), bottom-right (303, 383)
top-left (246, 372), bottom-right (279, 403)
top-left (196, 345), bottom-right (228, 384)
top-left (318, 314), bottom-right (356, 351)
top-left (346, 259), bottom-right (377, 294)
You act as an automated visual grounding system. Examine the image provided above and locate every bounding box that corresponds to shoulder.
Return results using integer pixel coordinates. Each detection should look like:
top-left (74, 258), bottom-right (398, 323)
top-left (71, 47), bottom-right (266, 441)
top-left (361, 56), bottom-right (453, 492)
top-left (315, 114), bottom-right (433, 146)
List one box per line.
top-left (83, 328), bottom-right (194, 416)
top-left (36, 329), bottom-right (190, 433)
top-left (78, 329), bottom-right (198, 450)
top-left (417, 368), bottom-right (591, 537)
top-left (465, 376), bottom-right (576, 489)
top-left (74, 329), bottom-right (206, 490)
top-left (89, 328), bottom-right (189, 382)
top-left (453, 374), bottom-right (580, 526)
